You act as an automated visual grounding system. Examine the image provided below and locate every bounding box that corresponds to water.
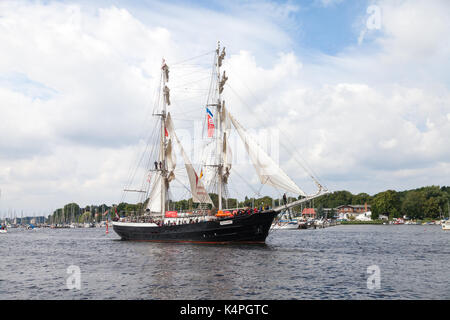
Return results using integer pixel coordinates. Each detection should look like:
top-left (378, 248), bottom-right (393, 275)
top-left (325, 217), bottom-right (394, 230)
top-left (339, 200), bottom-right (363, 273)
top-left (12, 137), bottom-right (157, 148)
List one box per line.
top-left (0, 225), bottom-right (449, 299)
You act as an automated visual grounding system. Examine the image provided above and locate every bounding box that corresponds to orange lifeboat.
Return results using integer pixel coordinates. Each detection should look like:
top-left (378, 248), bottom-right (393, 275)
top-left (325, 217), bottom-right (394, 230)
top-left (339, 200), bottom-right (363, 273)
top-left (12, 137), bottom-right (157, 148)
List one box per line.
top-left (215, 210), bottom-right (233, 218)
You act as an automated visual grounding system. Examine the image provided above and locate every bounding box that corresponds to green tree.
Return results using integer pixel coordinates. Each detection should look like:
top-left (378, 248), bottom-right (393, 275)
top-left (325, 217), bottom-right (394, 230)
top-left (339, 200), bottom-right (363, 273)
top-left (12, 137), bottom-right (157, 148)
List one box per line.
top-left (401, 191), bottom-right (425, 219)
top-left (80, 211), bottom-right (92, 223)
top-left (372, 190), bottom-right (400, 219)
top-left (352, 193), bottom-right (372, 205)
top-left (117, 202), bottom-right (128, 214)
top-left (63, 203), bottom-right (80, 223)
top-left (371, 210), bottom-right (379, 220)
top-left (423, 197), bottom-right (440, 218)
top-left (317, 204), bottom-right (324, 218)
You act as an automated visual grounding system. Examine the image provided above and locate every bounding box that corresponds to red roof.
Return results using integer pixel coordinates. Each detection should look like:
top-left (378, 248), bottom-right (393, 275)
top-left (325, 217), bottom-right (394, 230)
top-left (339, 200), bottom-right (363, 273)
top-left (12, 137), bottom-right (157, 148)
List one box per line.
top-left (302, 208), bottom-right (316, 215)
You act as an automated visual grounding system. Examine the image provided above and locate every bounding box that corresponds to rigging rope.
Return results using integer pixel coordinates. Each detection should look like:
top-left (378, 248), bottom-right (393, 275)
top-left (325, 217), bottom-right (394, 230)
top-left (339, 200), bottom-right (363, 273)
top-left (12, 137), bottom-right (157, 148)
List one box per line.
top-left (171, 50), bottom-right (215, 66)
top-left (225, 81), bottom-right (327, 192)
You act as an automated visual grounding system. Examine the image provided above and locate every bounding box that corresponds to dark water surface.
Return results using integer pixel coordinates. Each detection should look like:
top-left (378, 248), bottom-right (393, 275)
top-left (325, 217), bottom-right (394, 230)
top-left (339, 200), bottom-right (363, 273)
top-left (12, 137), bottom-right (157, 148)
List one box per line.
top-left (1, 225), bottom-right (449, 299)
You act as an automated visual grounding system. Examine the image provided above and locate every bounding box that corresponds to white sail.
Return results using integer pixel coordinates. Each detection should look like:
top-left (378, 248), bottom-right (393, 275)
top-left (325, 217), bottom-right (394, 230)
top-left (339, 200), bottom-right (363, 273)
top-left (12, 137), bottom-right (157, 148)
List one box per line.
top-left (166, 113), bottom-right (213, 205)
top-left (200, 140), bottom-right (216, 188)
top-left (228, 111), bottom-right (307, 197)
top-left (146, 172), bottom-right (163, 212)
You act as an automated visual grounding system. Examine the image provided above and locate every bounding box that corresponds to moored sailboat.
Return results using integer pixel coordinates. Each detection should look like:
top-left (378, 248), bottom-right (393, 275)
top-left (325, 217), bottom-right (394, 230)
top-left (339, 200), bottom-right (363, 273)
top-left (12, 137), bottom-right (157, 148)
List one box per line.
top-left (113, 43), bottom-right (329, 243)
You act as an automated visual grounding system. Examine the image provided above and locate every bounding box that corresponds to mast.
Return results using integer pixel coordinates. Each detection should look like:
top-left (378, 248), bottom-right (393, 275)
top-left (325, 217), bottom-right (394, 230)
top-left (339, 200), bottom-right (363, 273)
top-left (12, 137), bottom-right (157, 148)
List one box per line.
top-left (160, 59), bottom-right (170, 218)
top-left (215, 42), bottom-right (227, 210)
top-left (216, 43), bottom-right (223, 210)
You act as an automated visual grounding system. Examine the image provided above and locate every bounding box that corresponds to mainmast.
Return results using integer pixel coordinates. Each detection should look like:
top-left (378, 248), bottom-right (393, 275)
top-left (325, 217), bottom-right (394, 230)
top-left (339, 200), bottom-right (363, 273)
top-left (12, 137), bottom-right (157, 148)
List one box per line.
top-left (160, 59), bottom-right (170, 217)
top-left (216, 42), bottom-right (227, 210)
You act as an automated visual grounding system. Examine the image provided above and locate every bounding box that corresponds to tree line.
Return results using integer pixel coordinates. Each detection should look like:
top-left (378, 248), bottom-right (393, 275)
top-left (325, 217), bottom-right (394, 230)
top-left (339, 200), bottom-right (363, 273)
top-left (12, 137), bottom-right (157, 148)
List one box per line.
top-left (48, 185), bottom-right (450, 223)
top-left (313, 185), bottom-right (450, 219)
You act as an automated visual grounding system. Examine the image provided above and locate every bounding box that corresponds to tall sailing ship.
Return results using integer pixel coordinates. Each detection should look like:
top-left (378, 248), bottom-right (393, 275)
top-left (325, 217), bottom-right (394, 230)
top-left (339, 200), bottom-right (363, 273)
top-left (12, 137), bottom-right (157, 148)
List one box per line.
top-left (113, 43), bottom-right (329, 243)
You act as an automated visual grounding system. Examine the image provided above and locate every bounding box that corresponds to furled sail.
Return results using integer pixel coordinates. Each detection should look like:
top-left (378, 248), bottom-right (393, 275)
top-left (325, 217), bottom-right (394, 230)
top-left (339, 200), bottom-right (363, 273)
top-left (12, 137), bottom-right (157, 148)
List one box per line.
top-left (163, 85), bottom-right (170, 106)
top-left (164, 117), bottom-right (177, 183)
top-left (146, 172), bottom-right (163, 212)
top-left (166, 113), bottom-right (213, 205)
top-left (228, 111), bottom-right (307, 196)
top-left (219, 71), bottom-right (227, 94)
top-left (220, 102), bottom-right (232, 183)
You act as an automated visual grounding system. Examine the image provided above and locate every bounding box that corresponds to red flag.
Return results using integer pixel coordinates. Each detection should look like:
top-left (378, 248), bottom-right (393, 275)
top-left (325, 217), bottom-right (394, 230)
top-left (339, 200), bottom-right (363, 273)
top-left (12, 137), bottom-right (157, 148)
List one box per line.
top-left (207, 115), bottom-right (215, 137)
top-left (165, 211), bottom-right (178, 218)
top-left (165, 127), bottom-right (168, 137)
top-left (115, 207), bottom-right (119, 219)
top-left (206, 108), bottom-right (214, 137)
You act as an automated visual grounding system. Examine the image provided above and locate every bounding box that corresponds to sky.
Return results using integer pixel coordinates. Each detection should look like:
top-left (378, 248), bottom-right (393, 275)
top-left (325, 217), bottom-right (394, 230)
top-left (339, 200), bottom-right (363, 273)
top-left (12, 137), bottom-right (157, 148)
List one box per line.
top-left (1, 0), bottom-right (449, 216)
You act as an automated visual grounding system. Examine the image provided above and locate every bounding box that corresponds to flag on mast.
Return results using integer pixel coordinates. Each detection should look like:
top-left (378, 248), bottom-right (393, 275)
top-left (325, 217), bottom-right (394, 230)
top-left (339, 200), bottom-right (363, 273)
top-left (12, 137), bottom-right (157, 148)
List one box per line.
top-left (206, 107), bottom-right (215, 137)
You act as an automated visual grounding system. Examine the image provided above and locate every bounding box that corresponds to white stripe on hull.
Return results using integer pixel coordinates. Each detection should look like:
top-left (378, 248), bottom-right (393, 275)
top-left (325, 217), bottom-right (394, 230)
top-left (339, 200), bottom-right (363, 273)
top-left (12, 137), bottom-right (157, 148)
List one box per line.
top-left (112, 222), bottom-right (158, 227)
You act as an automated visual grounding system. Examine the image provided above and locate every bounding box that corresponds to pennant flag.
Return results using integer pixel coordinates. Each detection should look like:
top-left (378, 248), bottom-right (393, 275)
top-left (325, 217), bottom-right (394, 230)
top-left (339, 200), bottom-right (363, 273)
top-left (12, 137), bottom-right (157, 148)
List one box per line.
top-left (165, 127), bottom-right (169, 137)
top-left (206, 107), bottom-right (215, 137)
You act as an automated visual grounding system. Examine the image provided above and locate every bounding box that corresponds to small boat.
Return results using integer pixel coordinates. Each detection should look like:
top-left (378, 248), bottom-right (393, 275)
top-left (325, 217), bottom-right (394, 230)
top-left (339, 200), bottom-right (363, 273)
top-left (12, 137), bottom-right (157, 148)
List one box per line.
top-left (272, 219), bottom-right (299, 230)
top-left (0, 229), bottom-right (7, 234)
top-left (440, 202), bottom-right (450, 230)
top-left (314, 218), bottom-right (330, 228)
top-left (298, 220), bottom-right (309, 229)
top-left (442, 220), bottom-right (450, 231)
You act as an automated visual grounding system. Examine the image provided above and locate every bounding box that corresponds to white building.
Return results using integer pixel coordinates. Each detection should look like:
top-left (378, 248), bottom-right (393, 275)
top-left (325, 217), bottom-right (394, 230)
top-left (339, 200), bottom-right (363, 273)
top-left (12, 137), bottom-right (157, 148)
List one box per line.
top-left (355, 211), bottom-right (372, 221)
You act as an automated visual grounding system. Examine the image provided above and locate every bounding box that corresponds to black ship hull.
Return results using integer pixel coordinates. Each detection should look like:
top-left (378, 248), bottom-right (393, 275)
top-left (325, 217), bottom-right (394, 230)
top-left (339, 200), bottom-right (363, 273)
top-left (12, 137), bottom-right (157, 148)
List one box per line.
top-left (112, 210), bottom-right (278, 243)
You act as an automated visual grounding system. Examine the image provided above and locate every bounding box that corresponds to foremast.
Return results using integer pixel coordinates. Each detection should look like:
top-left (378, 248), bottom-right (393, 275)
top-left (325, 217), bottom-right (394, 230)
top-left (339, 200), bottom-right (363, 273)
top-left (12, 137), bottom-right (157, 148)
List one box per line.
top-left (160, 60), bottom-right (170, 218)
top-left (150, 59), bottom-right (212, 216)
top-left (215, 42), bottom-right (227, 210)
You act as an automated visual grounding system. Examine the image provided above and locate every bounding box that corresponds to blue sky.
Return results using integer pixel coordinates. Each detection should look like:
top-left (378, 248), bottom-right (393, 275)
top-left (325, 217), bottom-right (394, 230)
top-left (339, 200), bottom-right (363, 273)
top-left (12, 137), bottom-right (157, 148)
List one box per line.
top-left (291, 1), bottom-right (369, 54)
top-left (158, 0), bottom-right (370, 55)
top-left (71, 0), bottom-right (374, 58)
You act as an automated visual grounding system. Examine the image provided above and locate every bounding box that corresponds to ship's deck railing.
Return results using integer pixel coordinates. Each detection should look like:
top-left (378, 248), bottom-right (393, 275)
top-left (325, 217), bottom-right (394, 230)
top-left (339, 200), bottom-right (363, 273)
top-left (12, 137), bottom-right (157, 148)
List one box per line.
top-left (118, 207), bottom-right (272, 226)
